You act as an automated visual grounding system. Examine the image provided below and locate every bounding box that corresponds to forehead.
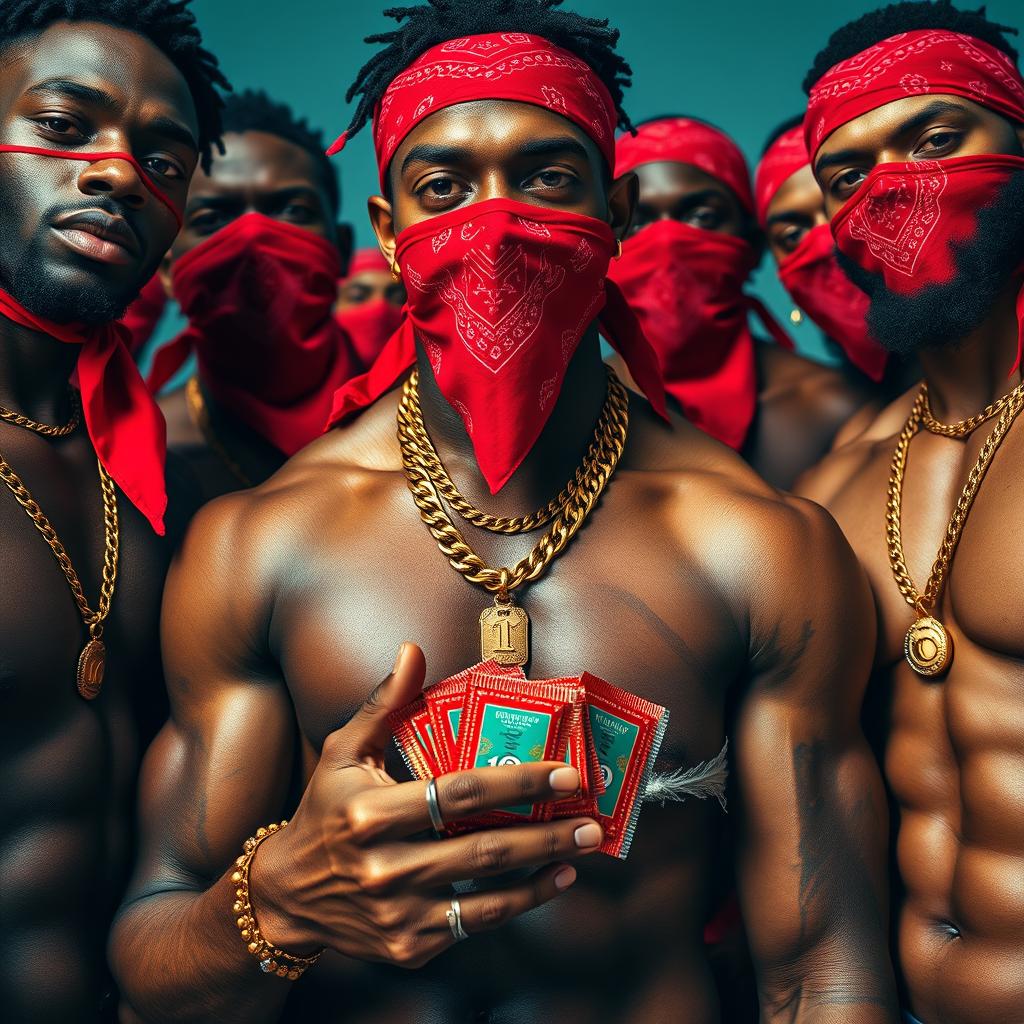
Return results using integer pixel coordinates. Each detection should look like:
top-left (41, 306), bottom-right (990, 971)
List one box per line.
top-left (1, 19), bottom-right (197, 133)
top-left (766, 164), bottom-right (822, 220)
top-left (634, 160), bottom-right (732, 199)
top-left (815, 94), bottom-right (990, 162)
top-left (193, 131), bottom-right (321, 191)
top-left (390, 99), bottom-right (603, 168)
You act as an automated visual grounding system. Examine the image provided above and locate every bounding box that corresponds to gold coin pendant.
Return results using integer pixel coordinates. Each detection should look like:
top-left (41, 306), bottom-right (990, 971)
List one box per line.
top-left (904, 616), bottom-right (952, 678)
top-left (77, 638), bottom-right (106, 700)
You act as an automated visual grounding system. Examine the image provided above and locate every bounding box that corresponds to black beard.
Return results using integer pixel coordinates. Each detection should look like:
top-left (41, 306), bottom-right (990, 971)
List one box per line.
top-left (0, 197), bottom-right (145, 327)
top-left (836, 169), bottom-right (1024, 359)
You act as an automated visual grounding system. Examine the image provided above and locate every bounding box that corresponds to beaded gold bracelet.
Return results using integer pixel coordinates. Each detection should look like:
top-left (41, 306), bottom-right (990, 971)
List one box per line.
top-left (231, 820), bottom-right (324, 980)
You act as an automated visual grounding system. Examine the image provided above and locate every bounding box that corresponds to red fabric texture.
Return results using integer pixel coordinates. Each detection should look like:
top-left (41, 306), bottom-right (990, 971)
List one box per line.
top-left (345, 247), bottom-right (391, 277)
top-left (805, 30), bottom-right (1024, 158)
top-left (0, 287), bottom-right (167, 534)
top-left (779, 224), bottom-right (885, 382)
top-left (606, 219), bottom-right (792, 450)
top-left (148, 213), bottom-right (357, 456)
top-left (754, 125), bottom-right (808, 227)
top-left (615, 118), bottom-right (755, 215)
top-left (120, 274), bottom-right (167, 356)
top-left (326, 33), bottom-right (618, 186)
top-left (335, 300), bottom-right (405, 370)
top-left (832, 154), bottom-right (1024, 373)
top-left (0, 145), bottom-right (182, 227)
top-left (327, 198), bottom-right (667, 491)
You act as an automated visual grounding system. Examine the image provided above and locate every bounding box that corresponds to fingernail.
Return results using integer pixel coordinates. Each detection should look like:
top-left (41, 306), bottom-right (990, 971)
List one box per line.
top-left (554, 866), bottom-right (577, 891)
top-left (548, 766), bottom-right (580, 792)
top-left (573, 823), bottom-right (602, 849)
top-left (392, 643), bottom-right (408, 673)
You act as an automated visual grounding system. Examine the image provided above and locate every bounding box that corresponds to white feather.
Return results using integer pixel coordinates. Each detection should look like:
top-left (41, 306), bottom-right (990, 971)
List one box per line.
top-left (644, 739), bottom-right (729, 811)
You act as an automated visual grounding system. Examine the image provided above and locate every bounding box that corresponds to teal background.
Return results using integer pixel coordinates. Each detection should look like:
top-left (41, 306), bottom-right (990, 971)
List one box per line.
top-left (159, 0), bottom-right (1023, 364)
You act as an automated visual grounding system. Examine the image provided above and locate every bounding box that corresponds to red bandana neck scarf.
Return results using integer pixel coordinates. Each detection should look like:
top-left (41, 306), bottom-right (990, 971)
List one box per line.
top-left (805, 30), bottom-right (1024, 159)
top-left (607, 219), bottom-right (792, 450)
top-left (755, 130), bottom-right (886, 381)
top-left (778, 225), bottom-right (884, 381)
top-left (326, 32), bottom-right (617, 184)
top-left (0, 288), bottom-right (168, 534)
top-left (806, 30), bottom-right (1024, 374)
top-left (148, 213), bottom-right (357, 456)
top-left (336, 300), bottom-right (405, 370)
top-left (615, 118), bottom-right (755, 216)
top-left (328, 197), bottom-right (666, 494)
top-left (0, 144), bottom-right (176, 534)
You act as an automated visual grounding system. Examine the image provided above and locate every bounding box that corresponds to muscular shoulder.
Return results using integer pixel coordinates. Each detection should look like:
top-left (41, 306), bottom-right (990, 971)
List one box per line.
top-left (795, 385), bottom-right (918, 509)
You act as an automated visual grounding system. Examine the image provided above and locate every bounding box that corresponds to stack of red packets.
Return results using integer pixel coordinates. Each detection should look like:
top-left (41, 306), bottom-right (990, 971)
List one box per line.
top-left (390, 661), bottom-right (669, 859)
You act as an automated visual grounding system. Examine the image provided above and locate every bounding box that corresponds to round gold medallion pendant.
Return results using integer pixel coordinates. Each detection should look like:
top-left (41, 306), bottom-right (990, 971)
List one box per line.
top-left (904, 617), bottom-right (952, 678)
top-left (77, 638), bottom-right (107, 700)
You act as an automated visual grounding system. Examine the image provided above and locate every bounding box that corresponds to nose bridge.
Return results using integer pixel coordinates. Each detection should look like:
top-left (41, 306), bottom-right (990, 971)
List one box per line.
top-left (478, 166), bottom-right (510, 203)
top-left (78, 153), bottom-right (147, 203)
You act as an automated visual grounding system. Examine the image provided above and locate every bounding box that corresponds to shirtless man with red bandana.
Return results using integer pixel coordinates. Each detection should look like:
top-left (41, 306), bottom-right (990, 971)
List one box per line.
top-left (796, 4), bottom-right (1024, 1022)
top-left (112, 3), bottom-right (898, 1022)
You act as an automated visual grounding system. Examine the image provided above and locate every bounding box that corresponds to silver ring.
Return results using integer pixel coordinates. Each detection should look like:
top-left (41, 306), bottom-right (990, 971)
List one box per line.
top-left (446, 897), bottom-right (469, 942)
top-left (425, 778), bottom-right (445, 833)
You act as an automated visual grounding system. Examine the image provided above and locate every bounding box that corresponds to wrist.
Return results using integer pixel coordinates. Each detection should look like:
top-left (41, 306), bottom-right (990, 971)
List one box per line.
top-left (233, 822), bottom-right (324, 974)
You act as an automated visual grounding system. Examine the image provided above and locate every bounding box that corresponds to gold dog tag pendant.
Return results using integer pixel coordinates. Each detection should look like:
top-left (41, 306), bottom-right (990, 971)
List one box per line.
top-left (77, 638), bottom-right (106, 700)
top-left (480, 598), bottom-right (529, 667)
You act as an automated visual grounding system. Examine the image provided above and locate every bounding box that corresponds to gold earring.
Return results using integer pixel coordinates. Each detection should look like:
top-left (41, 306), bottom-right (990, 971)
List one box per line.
top-left (789, 307), bottom-right (803, 325)
top-left (390, 259), bottom-right (401, 282)
top-left (614, 238), bottom-right (623, 260)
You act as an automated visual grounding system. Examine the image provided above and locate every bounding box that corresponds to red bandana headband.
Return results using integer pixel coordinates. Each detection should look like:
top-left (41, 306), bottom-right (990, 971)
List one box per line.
top-left (326, 32), bottom-right (618, 186)
top-left (805, 29), bottom-right (1024, 157)
top-left (754, 125), bottom-right (809, 226)
top-left (344, 247), bottom-right (391, 279)
top-left (615, 117), bottom-right (755, 215)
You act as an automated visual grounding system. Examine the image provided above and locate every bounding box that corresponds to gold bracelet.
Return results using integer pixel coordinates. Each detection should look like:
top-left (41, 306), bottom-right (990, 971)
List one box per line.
top-left (231, 820), bottom-right (323, 980)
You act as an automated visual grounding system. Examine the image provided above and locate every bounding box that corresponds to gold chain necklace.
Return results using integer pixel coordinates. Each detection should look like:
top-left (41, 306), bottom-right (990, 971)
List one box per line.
top-left (0, 389), bottom-right (80, 437)
top-left (0, 451), bottom-right (119, 699)
top-left (186, 377), bottom-right (253, 488)
top-left (920, 379), bottom-right (1020, 437)
top-left (403, 368), bottom-right (620, 534)
top-left (887, 379), bottom-right (1024, 677)
top-left (398, 367), bottom-right (629, 666)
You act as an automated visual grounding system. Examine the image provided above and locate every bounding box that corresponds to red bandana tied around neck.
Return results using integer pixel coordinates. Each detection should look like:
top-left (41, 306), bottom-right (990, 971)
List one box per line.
top-left (326, 32), bottom-right (617, 185)
top-left (807, 31), bottom-right (1024, 372)
top-left (328, 198), bottom-right (667, 494)
top-left (148, 213), bottom-right (359, 456)
top-left (607, 220), bottom-right (792, 450)
top-left (615, 117), bottom-right (755, 215)
top-left (335, 248), bottom-right (405, 368)
top-left (0, 288), bottom-right (167, 534)
top-left (805, 30), bottom-right (1024, 158)
top-left (0, 144), bottom-right (178, 534)
top-left (755, 128), bottom-right (885, 381)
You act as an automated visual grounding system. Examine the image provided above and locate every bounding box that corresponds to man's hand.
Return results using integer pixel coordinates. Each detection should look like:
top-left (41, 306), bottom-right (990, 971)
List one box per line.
top-left (252, 643), bottom-right (602, 968)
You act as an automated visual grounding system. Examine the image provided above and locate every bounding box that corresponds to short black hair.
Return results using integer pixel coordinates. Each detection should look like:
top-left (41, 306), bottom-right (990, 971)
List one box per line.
top-left (760, 114), bottom-right (804, 157)
top-left (343, 0), bottom-right (634, 176)
top-left (803, 1), bottom-right (1020, 94)
top-left (221, 89), bottom-right (340, 213)
top-left (0, 0), bottom-right (229, 169)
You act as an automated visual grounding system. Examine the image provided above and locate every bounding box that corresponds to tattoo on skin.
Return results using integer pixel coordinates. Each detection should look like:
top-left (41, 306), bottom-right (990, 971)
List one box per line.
top-left (754, 619), bottom-right (816, 690)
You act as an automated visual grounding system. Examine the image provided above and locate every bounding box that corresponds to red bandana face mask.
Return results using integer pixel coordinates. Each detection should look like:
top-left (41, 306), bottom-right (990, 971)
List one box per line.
top-left (607, 219), bottom-right (791, 450)
top-left (148, 212), bottom-right (357, 456)
top-left (336, 299), bottom-right (405, 369)
top-left (778, 224), bottom-right (885, 381)
top-left (396, 198), bottom-right (618, 493)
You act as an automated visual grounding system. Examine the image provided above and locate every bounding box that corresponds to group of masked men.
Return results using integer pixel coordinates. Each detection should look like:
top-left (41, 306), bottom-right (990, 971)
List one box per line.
top-left (1, 1), bottom-right (1022, 1022)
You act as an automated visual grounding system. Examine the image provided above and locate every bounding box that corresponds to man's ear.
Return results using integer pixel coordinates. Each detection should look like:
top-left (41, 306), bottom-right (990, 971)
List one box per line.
top-left (335, 222), bottom-right (355, 276)
top-left (368, 194), bottom-right (397, 269)
top-left (158, 250), bottom-right (174, 299)
top-left (607, 170), bottom-right (638, 248)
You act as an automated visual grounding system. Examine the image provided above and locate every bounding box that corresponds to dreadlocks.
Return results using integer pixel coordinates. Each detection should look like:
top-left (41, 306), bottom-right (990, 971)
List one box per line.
top-left (0, 0), bottom-right (229, 169)
top-left (803, 1), bottom-right (1020, 94)
top-left (221, 89), bottom-right (340, 213)
top-left (343, 0), bottom-right (634, 151)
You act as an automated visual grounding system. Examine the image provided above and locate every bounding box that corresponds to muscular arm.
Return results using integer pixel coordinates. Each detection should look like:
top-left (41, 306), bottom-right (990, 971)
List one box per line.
top-left (733, 499), bottom-right (897, 1022)
top-left (111, 494), bottom-right (298, 1023)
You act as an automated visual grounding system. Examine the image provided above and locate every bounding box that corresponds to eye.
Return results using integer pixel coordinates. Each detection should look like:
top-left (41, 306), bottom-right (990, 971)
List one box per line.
top-left (915, 129), bottom-right (962, 157)
top-left (415, 174), bottom-right (470, 209)
top-left (525, 169), bottom-right (575, 191)
top-left (36, 115), bottom-right (87, 140)
top-left (774, 225), bottom-right (807, 254)
top-left (830, 168), bottom-right (867, 199)
top-left (282, 202), bottom-right (315, 223)
top-left (687, 205), bottom-right (723, 230)
top-left (187, 209), bottom-right (227, 233)
top-left (143, 155), bottom-right (185, 180)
